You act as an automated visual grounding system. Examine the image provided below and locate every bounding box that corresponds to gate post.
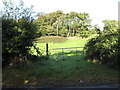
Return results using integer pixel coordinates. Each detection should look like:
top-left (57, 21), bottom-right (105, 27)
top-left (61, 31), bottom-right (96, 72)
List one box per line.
top-left (46, 43), bottom-right (49, 56)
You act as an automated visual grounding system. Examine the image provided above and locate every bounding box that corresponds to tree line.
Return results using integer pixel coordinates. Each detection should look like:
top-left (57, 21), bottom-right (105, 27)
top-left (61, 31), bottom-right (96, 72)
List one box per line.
top-left (35, 11), bottom-right (100, 38)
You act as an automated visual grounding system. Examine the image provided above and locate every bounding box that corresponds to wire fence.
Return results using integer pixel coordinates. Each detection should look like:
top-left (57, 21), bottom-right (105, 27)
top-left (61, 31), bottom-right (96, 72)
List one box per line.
top-left (49, 47), bottom-right (84, 55)
top-left (33, 36), bottom-right (87, 57)
top-left (48, 46), bottom-right (85, 60)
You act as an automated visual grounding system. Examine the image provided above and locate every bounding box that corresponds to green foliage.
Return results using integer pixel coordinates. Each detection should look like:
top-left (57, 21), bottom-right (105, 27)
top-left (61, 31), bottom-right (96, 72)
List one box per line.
top-left (2, 0), bottom-right (40, 66)
top-left (102, 20), bottom-right (118, 34)
top-left (35, 11), bottom-right (92, 38)
top-left (84, 31), bottom-right (119, 69)
top-left (92, 24), bottom-right (101, 34)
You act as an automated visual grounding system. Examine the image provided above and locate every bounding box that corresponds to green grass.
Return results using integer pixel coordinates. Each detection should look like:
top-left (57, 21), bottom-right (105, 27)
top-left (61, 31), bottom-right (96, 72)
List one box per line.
top-left (3, 35), bottom-right (118, 87)
top-left (31, 36), bottom-right (87, 55)
top-left (36, 36), bottom-right (68, 43)
top-left (3, 52), bottom-right (118, 87)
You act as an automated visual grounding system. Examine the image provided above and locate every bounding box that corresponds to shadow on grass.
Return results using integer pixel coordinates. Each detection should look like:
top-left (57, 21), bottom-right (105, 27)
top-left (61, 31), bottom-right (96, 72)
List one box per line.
top-left (3, 50), bottom-right (118, 88)
top-left (49, 50), bottom-right (86, 61)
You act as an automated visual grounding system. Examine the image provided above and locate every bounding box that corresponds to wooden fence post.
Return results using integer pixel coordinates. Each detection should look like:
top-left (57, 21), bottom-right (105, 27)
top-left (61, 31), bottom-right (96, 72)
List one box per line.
top-left (46, 43), bottom-right (49, 56)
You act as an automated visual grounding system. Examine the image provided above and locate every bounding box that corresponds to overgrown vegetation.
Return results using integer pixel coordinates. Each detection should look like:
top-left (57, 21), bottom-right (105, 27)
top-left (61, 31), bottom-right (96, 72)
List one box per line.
top-left (84, 20), bottom-right (119, 69)
top-left (2, 0), bottom-right (41, 66)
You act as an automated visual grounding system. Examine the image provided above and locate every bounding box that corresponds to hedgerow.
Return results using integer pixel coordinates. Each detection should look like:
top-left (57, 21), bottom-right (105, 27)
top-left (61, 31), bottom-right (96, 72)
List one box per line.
top-left (84, 32), bottom-right (119, 69)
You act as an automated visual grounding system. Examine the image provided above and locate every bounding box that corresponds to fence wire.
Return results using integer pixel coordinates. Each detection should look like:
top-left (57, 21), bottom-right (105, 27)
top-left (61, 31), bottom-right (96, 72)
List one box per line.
top-left (33, 36), bottom-right (87, 57)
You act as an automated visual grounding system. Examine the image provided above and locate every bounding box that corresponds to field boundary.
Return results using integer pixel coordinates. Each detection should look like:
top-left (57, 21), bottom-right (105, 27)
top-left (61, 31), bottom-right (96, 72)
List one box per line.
top-left (49, 47), bottom-right (84, 55)
top-left (51, 47), bottom-right (84, 50)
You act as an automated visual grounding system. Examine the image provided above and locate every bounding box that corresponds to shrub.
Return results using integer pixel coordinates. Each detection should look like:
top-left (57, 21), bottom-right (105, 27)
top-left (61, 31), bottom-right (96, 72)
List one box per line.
top-left (2, 1), bottom-right (41, 66)
top-left (84, 32), bottom-right (119, 69)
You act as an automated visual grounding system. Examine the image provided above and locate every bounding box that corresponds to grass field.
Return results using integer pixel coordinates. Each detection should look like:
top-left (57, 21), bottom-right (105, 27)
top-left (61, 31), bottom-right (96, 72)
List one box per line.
top-left (3, 35), bottom-right (118, 87)
top-left (31, 36), bottom-right (88, 55)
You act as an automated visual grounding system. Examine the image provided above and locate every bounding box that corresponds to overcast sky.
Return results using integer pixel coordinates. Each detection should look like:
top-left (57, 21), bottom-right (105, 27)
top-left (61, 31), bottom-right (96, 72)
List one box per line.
top-left (1, 0), bottom-right (119, 30)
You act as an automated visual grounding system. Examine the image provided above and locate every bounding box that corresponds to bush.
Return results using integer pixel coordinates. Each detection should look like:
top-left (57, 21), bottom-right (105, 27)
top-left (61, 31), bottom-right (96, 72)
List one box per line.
top-left (2, 1), bottom-right (41, 66)
top-left (84, 32), bottom-right (119, 69)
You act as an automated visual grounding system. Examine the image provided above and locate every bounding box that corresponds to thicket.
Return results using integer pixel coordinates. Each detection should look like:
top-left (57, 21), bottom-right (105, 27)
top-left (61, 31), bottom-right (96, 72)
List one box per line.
top-left (2, 0), bottom-right (41, 66)
top-left (84, 20), bottom-right (119, 69)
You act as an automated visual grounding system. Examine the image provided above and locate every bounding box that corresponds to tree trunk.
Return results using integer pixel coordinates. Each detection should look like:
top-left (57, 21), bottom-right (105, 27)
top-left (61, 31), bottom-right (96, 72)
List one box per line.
top-left (57, 24), bottom-right (59, 36)
top-left (67, 27), bottom-right (70, 37)
top-left (73, 28), bottom-right (75, 37)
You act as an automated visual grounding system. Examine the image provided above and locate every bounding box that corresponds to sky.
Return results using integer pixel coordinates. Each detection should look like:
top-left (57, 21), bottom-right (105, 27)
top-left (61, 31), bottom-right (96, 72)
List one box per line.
top-left (0, 0), bottom-right (119, 30)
